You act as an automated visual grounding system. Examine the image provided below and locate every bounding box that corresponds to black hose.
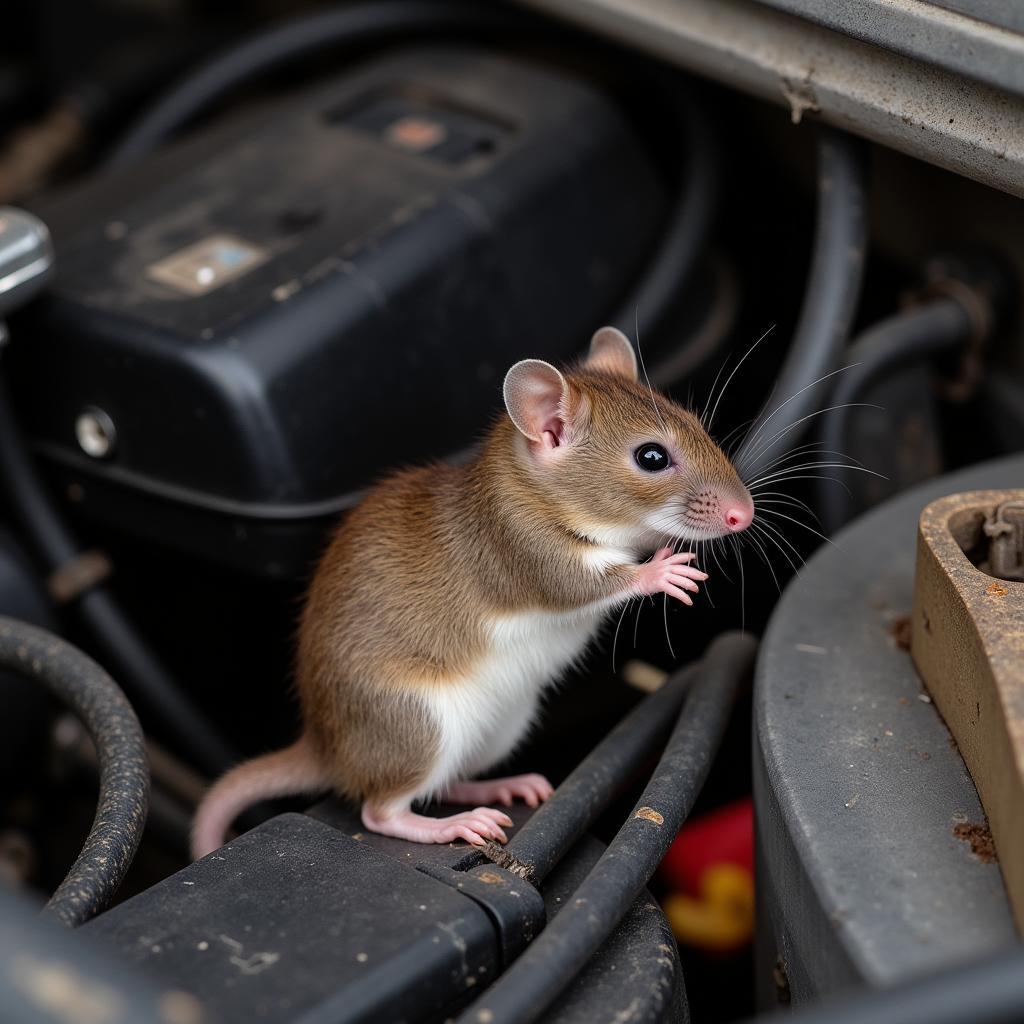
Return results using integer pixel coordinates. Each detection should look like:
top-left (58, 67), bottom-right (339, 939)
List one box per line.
top-left (735, 127), bottom-right (868, 481)
top-left (0, 616), bottom-right (148, 927)
top-left (496, 664), bottom-right (695, 884)
top-left (0, 367), bottom-right (237, 775)
top-left (456, 631), bottom-right (756, 1024)
top-left (818, 297), bottom-right (973, 534)
top-left (612, 85), bottom-right (718, 340)
top-left (105, 2), bottom-right (523, 168)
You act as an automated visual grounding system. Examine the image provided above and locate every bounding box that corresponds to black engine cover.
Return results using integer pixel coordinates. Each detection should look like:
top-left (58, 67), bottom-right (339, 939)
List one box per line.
top-left (9, 47), bottom-right (665, 576)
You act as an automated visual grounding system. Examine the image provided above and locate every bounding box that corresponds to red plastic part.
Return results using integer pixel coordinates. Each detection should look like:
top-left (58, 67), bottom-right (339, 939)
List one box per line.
top-left (659, 797), bottom-right (754, 894)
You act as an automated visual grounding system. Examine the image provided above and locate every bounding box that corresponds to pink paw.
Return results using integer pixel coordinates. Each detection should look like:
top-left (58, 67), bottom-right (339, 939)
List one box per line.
top-left (444, 773), bottom-right (555, 809)
top-left (634, 548), bottom-right (708, 606)
top-left (362, 805), bottom-right (513, 846)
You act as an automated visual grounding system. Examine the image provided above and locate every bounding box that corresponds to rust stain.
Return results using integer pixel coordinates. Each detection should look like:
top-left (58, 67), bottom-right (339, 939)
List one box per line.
top-left (954, 821), bottom-right (997, 864)
top-left (986, 582), bottom-right (1009, 597)
top-left (635, 807), bottom-right (664, 825)
top-left (476, 871), bottom-right (504, 885)
top-left (889, 614), bottom-right (912, 650)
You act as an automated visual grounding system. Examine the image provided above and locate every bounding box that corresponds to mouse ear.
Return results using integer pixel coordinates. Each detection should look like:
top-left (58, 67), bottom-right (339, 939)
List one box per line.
top-left (503, 359), bottom-right (571, 447)
top-left (585, 326), bottom-right (639, 381)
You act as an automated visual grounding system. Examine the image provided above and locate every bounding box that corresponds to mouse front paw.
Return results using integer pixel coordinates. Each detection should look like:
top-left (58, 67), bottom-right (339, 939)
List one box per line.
top-left (634, 548), bottom-right (709, 606)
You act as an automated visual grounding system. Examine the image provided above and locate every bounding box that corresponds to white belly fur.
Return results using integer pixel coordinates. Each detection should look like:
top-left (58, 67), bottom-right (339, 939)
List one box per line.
top-left (413, 598), bottom-right (620, 800)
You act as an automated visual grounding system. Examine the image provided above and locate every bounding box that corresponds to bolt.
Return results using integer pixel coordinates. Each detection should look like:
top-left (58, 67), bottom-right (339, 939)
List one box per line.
top-left (75, 407), bottom-right (116, 459)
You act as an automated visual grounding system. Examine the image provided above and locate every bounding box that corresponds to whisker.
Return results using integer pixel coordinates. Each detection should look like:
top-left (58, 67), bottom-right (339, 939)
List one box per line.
top-left (746, 460), bottom-right (887, 490)
top-left (758, 505), bottom-right (839, 548)
top-left (737, 363), bottom-right (861, 471)
top-left (753, 518), bottom-right (803, 575)
top-left (705, 323), bottom-right (776, 431)
top-left (662, 593), bottom-right (675, 661)
top-left (634, 310), bottom-right (669, 437)
top-left (739, 401), bottom-right (880, 477)
top-left (751, 473), bottom-right (855, 495)
top-left (743, 524), bottom-right (783, 594)
top-left (611, 596), bottom-right (635, 673)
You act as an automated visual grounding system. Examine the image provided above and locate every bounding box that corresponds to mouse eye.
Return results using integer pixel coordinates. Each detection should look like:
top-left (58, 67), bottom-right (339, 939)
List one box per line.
top-left (634, 442), bottom-right (671, 472)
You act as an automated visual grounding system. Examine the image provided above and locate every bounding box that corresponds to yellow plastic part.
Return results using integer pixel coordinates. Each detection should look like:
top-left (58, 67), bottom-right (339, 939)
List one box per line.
top-left (663, 864), bottom-right (755, 952)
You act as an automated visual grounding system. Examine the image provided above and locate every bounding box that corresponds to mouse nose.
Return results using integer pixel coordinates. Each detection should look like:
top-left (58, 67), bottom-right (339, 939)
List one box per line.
top-left (724, 504), bottom-right (753, 532)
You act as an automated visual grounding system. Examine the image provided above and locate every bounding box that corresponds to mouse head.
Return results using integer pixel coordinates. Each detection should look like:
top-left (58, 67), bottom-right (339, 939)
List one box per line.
top-left (503, 327), bottom-right (754, 547)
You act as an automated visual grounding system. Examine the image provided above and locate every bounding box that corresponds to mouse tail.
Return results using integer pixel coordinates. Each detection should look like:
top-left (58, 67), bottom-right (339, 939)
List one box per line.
top-left (191, 735), bottom-right (327, 860)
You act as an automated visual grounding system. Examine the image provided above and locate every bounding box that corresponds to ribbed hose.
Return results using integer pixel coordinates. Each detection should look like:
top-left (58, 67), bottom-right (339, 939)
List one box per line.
top-left (456, 631), bottom-right (757, 1024)
top-left (0, 616), bottom-right (148, 927)
top-left (0, 367), bottom-right (236, 775)
top-left (735, 128), bottom-right (868, 481)
top-left (818, 297), bottom-right (974, 534)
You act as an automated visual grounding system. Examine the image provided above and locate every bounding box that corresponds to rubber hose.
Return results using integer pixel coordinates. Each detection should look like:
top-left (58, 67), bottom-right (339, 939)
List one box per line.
top-left (497, 664), bottom-right (695, 884)
top-left (106, 2), bottom-right (523, 168)
top-left (818, 296), bottom-right (973, 534)
top-left (612, 84), bottom-right (718, 341)
top-left (735, 127), bottom-right (868, 481)
top-left (0, 616), bottom-right (148, 927)
top-left (0, 367), bottom-right (237, 775)
top-left (457, 631), bottom-right (757, 1024)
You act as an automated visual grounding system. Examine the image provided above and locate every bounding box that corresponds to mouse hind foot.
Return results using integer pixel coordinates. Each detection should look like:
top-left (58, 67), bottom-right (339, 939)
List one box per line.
top-left (361, 803), bottom-right (513, 846)
top-left (443, 773), bottom-right (553, 809)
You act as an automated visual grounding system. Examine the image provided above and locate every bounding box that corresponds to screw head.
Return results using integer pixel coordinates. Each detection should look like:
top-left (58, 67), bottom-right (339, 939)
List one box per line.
top-left (75, 407), bottom-right (116, 459)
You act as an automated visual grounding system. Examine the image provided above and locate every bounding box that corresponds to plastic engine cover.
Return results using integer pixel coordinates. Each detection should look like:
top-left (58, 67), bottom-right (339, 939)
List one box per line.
top-left (8, 47), bottom-right (665, 576)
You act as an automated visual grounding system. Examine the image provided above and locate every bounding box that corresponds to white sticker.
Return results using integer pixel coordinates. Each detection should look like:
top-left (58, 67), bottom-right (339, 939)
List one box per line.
top-left (146, 234), bottom-right (270, 296)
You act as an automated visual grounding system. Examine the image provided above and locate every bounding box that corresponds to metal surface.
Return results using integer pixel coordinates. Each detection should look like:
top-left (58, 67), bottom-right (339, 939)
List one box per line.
top-left (74, 407), bottom-right (117, 460)
top-left (514, 0), bottom-right (1024, 198)
top-left (751, 0), bottom-right (1024, 99)
top-left (754, 456), bottom-right (1022, 1008)
top-left (0, 208), bottom-right (53, 316)
top-left (912, 490), bottom-right (1024, 932)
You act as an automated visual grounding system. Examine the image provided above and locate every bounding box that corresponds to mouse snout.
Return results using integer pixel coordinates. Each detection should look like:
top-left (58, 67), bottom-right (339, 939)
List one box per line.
top-left (723, 500), bottom-right (754, 533)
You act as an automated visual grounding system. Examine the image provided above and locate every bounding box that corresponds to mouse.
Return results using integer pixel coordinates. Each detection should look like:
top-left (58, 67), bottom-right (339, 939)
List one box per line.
top-left (191, 326), bottom-right (754, 857)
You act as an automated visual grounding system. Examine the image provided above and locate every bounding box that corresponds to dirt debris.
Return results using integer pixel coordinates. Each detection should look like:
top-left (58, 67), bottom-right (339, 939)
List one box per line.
top-left (953, 821), bottom-right (997, 864)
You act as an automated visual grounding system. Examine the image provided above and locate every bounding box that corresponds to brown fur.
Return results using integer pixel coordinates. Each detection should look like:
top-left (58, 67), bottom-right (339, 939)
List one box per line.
top-left (193, 333), bottom-right (751, 855)
top-left (295, 361), bottom-right (748, 807)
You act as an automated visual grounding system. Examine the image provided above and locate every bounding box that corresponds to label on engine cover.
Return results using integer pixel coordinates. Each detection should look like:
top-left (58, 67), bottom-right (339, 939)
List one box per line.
top-left (145, 234), bottom-right (270, 296)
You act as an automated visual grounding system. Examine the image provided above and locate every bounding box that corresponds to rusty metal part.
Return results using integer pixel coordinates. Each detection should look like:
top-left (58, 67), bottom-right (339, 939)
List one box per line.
top-left (911, 489), bottom-right (1024, 932)
top-left (515, 0), bottom-right (1024, 198)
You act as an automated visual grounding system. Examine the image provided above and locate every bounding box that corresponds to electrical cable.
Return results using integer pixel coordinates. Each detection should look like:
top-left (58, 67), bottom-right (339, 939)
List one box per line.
top-left (493, 664), bottom-right (695, 885)
top-left (456, 631), bottom-right (756, 1024)
top-left (0, 616), bottom-right (148, 927)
